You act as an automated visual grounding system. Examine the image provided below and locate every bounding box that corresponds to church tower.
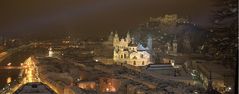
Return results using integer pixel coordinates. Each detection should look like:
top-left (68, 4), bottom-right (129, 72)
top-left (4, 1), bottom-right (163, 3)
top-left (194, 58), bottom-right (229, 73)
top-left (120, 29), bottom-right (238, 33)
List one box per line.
top-left (172, 37), bottom-right (177, 54)
top-left (126, 31), bottom-right (131, 43)
top-left (3, 39), bottom-right (7, 47)
top-left (113, 32), bottom-right (119, 47)
top-left (131, 37), bottom-right (135, 44)
top-left (166, 42), bottom-right (171, 54)
top-left (147, 34), bottom-right (152, 50)
top-left (48, 47), bottom-right (53, 57)
top-left (108, 31), bottom-right (114, 42)
top-left (183, 35), bottom-right (191, 53)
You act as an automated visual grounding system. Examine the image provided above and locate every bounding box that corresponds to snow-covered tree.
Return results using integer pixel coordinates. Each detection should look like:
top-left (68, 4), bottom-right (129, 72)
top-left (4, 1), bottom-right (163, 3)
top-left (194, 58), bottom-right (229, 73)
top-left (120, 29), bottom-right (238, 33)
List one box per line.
top-left (204, 0), bottom-right (237, 67)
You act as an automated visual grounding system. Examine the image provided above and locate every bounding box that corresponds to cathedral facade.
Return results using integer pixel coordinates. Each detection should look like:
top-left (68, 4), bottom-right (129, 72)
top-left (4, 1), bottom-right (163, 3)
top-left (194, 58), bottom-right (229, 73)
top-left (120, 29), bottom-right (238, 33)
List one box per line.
top-left (110, 32), bottom-right (152, 66)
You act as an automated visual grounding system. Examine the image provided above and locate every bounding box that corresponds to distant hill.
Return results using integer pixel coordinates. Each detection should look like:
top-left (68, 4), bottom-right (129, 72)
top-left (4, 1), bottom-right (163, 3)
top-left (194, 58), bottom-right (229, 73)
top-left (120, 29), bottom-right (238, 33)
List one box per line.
top-left (131, 14), bottom-right (206, 53)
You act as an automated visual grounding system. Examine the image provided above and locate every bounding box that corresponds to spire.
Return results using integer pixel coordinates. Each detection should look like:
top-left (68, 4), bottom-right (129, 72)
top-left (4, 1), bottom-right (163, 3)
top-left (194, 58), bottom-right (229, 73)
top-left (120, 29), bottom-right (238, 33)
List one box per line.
top-left (108, 31), bottom-right (114, 41)
top-left (113, 31), bottom-right (119, 46)
top-left (166, 42), bottom-right (171, 54)
top-left (110, 31), bottom-right (113, 36)
top-left (172, 35), bottom-right (177, 54)
top-left (49, 47), bottom-right (52, 51)
top-left (114, 31), bottom-right (119, 38)
top-left (131, 37), bottom-right (135, 44)
top-left (126, 31), bottom-right (131, 42)
top-left (147, 34), bottom-right (152, 50)
top-left (127, 31), bottom-right (130, 38)
top-left (48, 47), bottom-right (53, 57)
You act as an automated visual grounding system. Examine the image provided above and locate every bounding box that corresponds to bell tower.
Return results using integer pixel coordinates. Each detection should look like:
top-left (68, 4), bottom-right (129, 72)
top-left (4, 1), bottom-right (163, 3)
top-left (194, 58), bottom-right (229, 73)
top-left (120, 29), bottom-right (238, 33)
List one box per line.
top-left (113, 32), bottom-right (119, 47)
top-left (108, 31), bottom-right (114, 42)
top-left (172, 36), bottom-right (177, 54)
top-left (126, 31), bottom-right (131, 43)
top-left (48, 47), bottom-right (53, 57)
top-left (147, 34), bottom-right (152, 51)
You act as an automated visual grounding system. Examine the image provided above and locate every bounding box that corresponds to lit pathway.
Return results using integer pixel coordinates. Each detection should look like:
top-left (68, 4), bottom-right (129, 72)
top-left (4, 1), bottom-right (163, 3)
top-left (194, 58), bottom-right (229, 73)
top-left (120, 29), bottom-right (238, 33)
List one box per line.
top-left (7, 56), bottom-right (41, 93)
top-left (23, 56), bottom-right (40, 83)
top-left (21, 56), bottom-right (59, 94)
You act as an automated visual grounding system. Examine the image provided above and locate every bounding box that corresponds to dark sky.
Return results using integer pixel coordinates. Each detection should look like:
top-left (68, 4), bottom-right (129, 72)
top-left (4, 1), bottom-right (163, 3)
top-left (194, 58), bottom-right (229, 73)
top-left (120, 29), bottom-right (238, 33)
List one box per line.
top-left (0, 0), bottom-right (213, 40)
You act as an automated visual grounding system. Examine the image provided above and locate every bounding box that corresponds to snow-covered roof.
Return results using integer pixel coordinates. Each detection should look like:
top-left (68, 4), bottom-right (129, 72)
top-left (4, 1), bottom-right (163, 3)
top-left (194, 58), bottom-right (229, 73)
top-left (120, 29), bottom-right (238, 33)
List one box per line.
top-left (137, 44), bottom-right (147, 51)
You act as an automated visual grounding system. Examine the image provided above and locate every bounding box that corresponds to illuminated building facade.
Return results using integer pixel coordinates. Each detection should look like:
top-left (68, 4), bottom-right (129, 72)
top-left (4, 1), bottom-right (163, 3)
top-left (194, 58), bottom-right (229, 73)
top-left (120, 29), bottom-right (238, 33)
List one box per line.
top-left (111, 32), bottom-right (152, 66)
top-left (78, 81), bottom-right (96, 90)
top-left (99, 77), bottom-right (121, 93)
top-left (48, 47), bottom-right (53, 57)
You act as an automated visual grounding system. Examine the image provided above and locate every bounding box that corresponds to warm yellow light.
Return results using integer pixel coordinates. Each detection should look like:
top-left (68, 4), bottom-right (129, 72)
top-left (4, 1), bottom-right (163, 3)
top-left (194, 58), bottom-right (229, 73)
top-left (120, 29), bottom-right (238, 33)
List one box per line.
top-left (7, 63), bottom-right (11, 66)
top-left (171, 62), bottom-right (174, 66)
top-left (6, 77), bottom-right (11, 84)
top-left (106, 88), bottom-right (109, 92)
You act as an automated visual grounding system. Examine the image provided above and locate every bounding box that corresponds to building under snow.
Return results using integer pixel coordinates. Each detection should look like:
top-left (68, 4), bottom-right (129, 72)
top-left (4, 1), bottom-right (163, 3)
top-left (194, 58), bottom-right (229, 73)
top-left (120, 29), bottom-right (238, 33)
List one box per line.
top-left (110, 32), bottom-right (152, 66)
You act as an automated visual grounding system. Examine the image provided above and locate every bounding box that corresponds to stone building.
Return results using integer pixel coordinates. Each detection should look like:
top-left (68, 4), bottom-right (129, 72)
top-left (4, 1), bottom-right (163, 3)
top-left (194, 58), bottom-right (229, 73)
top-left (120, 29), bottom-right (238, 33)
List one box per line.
top-left (111, 32), bottom-right (152, 66)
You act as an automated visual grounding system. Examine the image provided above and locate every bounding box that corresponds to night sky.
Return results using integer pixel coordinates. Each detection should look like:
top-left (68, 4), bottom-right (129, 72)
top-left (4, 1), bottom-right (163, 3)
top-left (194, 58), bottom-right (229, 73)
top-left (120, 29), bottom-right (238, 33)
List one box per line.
top-left (0, 0), bottom-right (213, 40)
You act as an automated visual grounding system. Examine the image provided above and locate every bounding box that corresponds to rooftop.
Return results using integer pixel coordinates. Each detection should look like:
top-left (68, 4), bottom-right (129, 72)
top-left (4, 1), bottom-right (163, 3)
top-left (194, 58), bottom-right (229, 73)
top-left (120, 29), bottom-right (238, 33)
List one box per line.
top-left (14, 82), bottom-right (56, 94)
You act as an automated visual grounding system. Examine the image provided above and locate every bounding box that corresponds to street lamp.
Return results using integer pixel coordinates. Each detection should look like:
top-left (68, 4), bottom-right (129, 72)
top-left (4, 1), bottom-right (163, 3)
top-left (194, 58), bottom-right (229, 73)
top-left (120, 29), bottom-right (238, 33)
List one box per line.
top-left (226, 87), bottom-right (231, 92)
top-left (171, 62), bottom-right (175, 66)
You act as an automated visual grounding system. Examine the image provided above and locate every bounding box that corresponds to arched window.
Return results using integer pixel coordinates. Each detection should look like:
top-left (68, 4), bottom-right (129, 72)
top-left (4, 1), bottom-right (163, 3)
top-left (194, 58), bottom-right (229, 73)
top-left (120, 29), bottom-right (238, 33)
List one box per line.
top-left (124, 54), bottom-right (126, 58)
top-left (142, 61), bottom-right (145, 65)
top-left (121, 55), bottom-right (123, 58)
top-left (141, 54), bottom-right (144, 58)
top-left (133, 61), bottom-right (136, 65)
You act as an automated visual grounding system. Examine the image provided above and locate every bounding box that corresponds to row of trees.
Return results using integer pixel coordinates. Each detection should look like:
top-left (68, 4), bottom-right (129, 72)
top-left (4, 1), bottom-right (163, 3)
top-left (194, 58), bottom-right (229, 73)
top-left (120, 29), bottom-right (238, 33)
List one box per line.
top-left (203, 0), bottom-right (237, 67)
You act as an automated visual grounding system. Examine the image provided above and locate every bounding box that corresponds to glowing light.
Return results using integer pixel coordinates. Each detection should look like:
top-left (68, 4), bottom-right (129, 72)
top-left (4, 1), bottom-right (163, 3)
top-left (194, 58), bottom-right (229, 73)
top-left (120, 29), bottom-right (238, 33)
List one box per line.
top-left (171, 62), bottom-right (174, 66)
top-left (77, 78), bottom-right (81, 82)
top-left (7, 77), bottom-right (12, 84)
top-left (7, 63), bottom-right (12, 66)
top-left (110, 87), bottom-right (116, 92)
top-left (22, 57), bottom-right (40, 83)
top-left (194, 91), bottom-right (198, 94)
top-left (78, 82), bottom-right (96, 90)
top-left (227, 87), bottom-right (232, 91)
top-left (106, 88), bottom-right (109, 92)
top-left (48, 47), bottom-right (54, 57)
top-left (104, 82), bottom-right (116, 92)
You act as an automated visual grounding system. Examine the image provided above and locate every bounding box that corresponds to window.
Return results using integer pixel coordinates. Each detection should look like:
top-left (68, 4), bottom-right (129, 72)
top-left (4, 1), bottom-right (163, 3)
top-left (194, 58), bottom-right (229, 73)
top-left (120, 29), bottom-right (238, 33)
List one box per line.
top-left (124, 54), bottom-right (126, 58)
top-left (121, 55), bottom-right (123, 58)
top-left (133, 61), bottom-right (136, 65)
top-left (142, 61), bottom-right (145, 65)
top-left (141, 54), bottom-right (144, 58)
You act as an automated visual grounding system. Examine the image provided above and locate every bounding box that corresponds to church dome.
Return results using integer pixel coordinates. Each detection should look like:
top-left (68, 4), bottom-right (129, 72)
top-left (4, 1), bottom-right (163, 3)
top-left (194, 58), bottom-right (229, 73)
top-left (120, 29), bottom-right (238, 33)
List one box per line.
top-left (137, 44), bottom-right (147, 51)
